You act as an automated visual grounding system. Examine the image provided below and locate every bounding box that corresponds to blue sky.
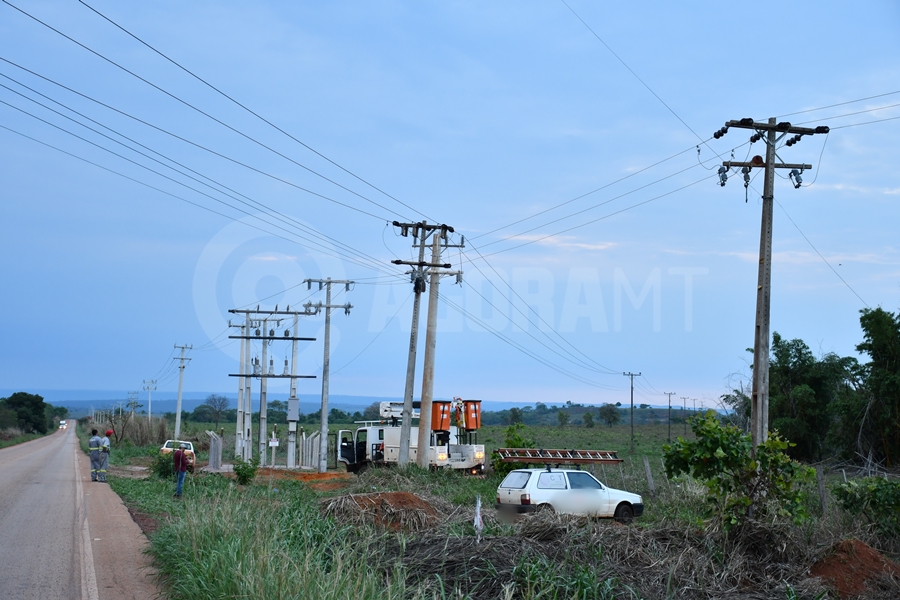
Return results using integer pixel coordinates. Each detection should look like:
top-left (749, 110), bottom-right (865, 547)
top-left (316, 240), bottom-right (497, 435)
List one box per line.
top-left (2, 0), bottom-right (898, 411)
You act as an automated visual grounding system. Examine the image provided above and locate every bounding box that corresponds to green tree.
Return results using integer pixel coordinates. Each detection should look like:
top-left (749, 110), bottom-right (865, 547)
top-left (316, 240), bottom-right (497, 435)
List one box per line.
top-left (509, 407), bottom-right (523, 425)
top-left (557, 410), bottom-right (569, 427)
top-left (362, 402), bottom-right (381, 421)
top-left (598, 403), bottom-right (620, 427)
top-left (2, 392), bottom-right (48, 433)
top-left (582, 412), bottom-right (594, 428)
top-left (203, 394), bottom-right (230, 429)
top-left (489, 423), bottom-right (535, 476)
top-left (855, 308), bottom-right (900, 466)
top-left (664, 412), bottom-right (813, 530)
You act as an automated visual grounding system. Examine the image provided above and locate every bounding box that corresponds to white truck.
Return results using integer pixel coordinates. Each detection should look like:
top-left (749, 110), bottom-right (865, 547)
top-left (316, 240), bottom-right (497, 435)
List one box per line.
top-left (337, 398), bottom-right (485, 474)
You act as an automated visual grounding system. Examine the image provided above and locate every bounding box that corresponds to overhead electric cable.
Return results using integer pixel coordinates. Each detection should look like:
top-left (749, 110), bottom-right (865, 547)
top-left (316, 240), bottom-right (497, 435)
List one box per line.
top-left (830, 115), bottom-right (900, 130)
top-left (794, 102), bottom-right (900, 125)
top-left (0, 99), bottom-right (402, 276)
top-left (77, 0), bottom-right (432, 223)
top-left (1, 0), bottom-right (411, 220)
top-left (777, 90), bottom-right (900, 118)
top-left (0, 78), bottom-right (402, 275)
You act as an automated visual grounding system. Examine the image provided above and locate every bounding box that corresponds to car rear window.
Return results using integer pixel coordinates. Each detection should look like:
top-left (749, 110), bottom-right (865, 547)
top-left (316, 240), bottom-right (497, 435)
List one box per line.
top-left (499, 471), bottom-right (532, 489)
top-left (537, 472), bottom-right (567, 489)
top-left (567, 472), bottom-right (603, 490)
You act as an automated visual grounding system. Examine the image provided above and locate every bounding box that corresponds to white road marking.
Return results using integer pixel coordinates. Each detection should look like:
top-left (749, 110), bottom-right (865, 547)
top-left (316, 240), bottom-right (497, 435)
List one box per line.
top-left (74, 435), bottom-right (99, 600)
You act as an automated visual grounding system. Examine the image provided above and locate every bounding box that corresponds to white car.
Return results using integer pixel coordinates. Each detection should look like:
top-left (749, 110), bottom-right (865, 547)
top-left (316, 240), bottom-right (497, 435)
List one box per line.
top-left (495, 467), bottom-right (643, 522)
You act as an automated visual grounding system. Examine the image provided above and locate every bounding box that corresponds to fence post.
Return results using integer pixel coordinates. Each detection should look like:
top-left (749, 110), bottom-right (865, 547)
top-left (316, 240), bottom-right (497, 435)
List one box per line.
top-left (816, 466), bottom-right (828, 513)
top-left (643, 456), bottom-right (655, 495)
top-left (206, 430), bottom-right (222, 471)
top-left (618, 462), bottom-right (625, 488)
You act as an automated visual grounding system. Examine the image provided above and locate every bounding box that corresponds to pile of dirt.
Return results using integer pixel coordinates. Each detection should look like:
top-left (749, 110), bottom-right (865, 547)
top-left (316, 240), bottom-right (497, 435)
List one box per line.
top-left (321, 491), bottom-right (444, 531)
top-left (810, 539), bottom-right (900, 599)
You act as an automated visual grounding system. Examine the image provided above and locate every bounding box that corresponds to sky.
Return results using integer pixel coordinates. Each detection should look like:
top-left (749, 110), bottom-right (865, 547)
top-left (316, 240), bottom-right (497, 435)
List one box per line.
top-left (2, 0), bottom-right (899, 412)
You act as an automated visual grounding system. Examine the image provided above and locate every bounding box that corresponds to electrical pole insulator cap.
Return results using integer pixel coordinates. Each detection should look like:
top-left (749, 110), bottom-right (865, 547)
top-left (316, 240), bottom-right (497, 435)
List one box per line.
top-left (815, 125), bottom-right (830, 134)
top-left (776, 121), bottom-right (792, 131)
top-left (750, 155), bottom-right (765, 167)
top-left (739, 118), bottom-right (754, 126)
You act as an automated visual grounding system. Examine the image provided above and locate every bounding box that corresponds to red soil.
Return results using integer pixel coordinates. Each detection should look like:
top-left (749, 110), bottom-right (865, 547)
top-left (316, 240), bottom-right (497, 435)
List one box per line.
top-left (810, 539), bottom-right (900, 599)
top-left (350, 491), bottom-right (442, 530)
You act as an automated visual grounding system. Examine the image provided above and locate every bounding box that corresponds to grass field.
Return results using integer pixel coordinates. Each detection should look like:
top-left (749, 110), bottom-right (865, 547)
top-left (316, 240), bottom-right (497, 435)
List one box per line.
top-left (94, 420), bottom-right (899, 599)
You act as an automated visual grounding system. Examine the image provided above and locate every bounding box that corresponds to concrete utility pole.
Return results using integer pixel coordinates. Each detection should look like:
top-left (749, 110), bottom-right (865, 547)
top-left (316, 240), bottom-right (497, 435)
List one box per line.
top-left (228, 308), bottom-right (317, 463)
top-left (234, 321), bottom-right (246, 457)
top-left (681, 396), bottom-right (689, 436)
top-left (665, 391), bottom-right (676, 442)
top-left (390, 221), bottom-right (463, 466)
top-left (173, 344), bottom-right (192, 440)
top-left (304, 278), bottom-right (354, 474)
top-left (717, 117), bottom-right (827, 448)
top-left (142, 379), bottom-right (157, 422)
top-left (623, 372), bottom-right (641, 453)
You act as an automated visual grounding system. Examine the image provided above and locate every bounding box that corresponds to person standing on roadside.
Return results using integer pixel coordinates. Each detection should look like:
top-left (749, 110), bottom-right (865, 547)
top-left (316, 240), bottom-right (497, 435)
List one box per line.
top-left (98, 429), bottom-right (112, 483)
top-left (88, 429), bottom-right (102, 482)
top-left (173, 443), bottom-right (188, 498)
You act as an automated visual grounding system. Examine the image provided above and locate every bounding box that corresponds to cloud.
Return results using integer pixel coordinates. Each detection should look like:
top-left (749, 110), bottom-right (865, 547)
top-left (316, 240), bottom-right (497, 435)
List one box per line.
top-left (514, 234), bottom-right (617, 251)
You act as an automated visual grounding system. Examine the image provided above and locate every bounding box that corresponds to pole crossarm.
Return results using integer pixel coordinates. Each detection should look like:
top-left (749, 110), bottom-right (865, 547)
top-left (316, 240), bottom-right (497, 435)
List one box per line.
top-left (227, 308), bottom-right (319, 316)
top-left (228, 374), bottom-right (316, 378)
top-left (725, 119), bottom-right (829, 136)
top-left (228, 335), bottom-right (316, 341)
top-left (723, 161), bottom-right (812, 170)
top-left (392, 259), bottom-right (452, 269)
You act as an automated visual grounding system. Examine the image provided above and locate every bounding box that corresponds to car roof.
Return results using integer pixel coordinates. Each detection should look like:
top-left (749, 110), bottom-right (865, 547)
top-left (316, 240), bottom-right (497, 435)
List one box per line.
top-left (509, 467), bottom-right (594, 474)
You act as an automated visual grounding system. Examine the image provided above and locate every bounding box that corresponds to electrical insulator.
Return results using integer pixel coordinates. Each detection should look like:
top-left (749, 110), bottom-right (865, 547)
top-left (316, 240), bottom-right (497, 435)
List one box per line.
top-left (741, 166), bottom-right (751, 188)
top-left (283, 359), bottom-right (289, 376)
top-left (269, 329), bottom-right (275, 337)
top-left (776, 121), bottom-right (792, 131)
top-left (268, 359), bottom-right (274, 375)
top-left (789, 169), bottom-right (803, 189)
top-left (255, 328), bottom-right (261, 336)
top-left (284, 329), bottom-right (290, 337)
top-left (786, 134), bottom-right (802, 147)
top-left (717, 165), bottom-right (728, 187)
top-left (815, 125), bottom-right (830, 134)
top-left (750, 133), bottom-right (761, 144)
top-left (713, 126), bottom-right (729, 139)
top-left (739, 118), bottom-right (754, 126)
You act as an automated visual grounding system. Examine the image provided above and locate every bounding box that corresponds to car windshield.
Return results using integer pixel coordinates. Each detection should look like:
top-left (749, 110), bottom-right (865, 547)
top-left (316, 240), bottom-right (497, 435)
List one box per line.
top-left (567, 471), bottom-right (603, 490)
top-left (499, 471), bottom-right (531, 489)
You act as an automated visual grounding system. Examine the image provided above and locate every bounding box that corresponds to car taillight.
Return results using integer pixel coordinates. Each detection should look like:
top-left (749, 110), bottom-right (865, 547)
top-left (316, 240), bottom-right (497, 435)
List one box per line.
top-left (496, 495), bottom-right (501, 504)
top-left (520, 493), bottom-right (531, 505)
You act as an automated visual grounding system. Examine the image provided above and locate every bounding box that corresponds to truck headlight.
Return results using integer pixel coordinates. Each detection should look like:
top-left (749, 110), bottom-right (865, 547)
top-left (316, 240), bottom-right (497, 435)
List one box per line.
top-left (437, 453), bottom-right (448, 461)
top-left (474, 451), bottom-right (484, 459)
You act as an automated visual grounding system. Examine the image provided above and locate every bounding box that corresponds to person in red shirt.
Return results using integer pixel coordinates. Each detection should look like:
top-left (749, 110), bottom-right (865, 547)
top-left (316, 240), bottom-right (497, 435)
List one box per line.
top-left (173, 443), bottom-right (189, 498)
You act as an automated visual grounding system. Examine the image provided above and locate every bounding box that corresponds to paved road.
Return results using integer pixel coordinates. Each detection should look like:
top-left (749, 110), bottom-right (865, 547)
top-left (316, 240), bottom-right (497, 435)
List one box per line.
top-left (0, 427), bottom-right (160, 599)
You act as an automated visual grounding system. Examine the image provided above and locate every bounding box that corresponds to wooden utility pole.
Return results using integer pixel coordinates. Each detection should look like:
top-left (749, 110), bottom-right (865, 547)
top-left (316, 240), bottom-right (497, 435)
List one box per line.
top-left (717, 117), bottom-right (828, 448)
top-left (623, 372), bottom-right (641, 453)
top-left (665, 391), bottom-right (676, 442)
top-left (391, 222), bottom-right (461, 468)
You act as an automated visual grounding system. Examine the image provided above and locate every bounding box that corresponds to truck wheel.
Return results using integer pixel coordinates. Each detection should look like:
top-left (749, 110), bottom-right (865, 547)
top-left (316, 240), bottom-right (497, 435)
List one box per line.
top-left (614, 503), bottom-right (634, 524)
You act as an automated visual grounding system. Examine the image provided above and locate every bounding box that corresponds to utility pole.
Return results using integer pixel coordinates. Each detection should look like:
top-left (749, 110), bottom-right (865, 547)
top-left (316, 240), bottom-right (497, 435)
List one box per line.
top-left (173, 344), bottom-right (192, 440)
top-left (304, 278), bottom-right (354, 473)
top-left (681, 396), bottom-right (689, 436)
top-left (228, 308), bottom-right (317, 463)
top-left (623, 372), bottom-right (641, 453)
top-left (390, 221), bottom-right (463, 466)
top-left (665, 392), bottom-right (676, 442)
top-left (234, 321), bottom-right (246, 458)
top-left (716, 116), bottom-right (827, 448)
top-left (142, 379), bottom-right (157, 422)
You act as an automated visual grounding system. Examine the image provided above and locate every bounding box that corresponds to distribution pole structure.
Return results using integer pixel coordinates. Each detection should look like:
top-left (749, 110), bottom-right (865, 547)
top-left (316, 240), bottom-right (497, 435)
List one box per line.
top-left (681, 396), bottom-right (689, 436)
top-left (665, 392), bottom-right (676, 442)
top-left (228, 308), bottom-right (317, 463)
top-left (623, 372), bottom-right (641, 453)
top-left (390, 221), bottom-right (463, 466)
top-left (304, 278), bottom-right (354, 474)
top-left (142, 379), bottom-right (157, 422)
top-left (173, 344), bottom-right (192, 440)
top-left (716, 117), bottom-right (827, 448)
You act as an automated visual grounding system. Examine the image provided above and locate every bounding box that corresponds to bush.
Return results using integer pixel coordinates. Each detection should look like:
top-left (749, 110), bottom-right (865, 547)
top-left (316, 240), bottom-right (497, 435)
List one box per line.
top-left (834, 476), bottom-right (900, 538)
top-left (489, 423), bottom-right (535, 477)
top-left (663, 411), bottom-right (813, 530)
top-left (150, 449), bottom-right (175, 479)
top-left (233, 455), bottom-right (260, 485)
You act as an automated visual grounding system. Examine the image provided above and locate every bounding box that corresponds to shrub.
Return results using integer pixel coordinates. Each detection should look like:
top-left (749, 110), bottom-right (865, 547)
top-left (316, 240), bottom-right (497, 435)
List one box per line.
top-left (833, 476), bottom-right (900, 538)
top-left (149, 449), bottom-right (174, 479)
top-left (663, 411), bottom-right (813, 530)
top-left (489, 423), bottom-right (535, 477)
top-left (233, 454), bottom-right (260, 485)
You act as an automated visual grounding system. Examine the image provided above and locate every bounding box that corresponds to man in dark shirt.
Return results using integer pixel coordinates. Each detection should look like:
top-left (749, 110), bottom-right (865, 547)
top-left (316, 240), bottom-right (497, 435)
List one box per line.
top-left (173, 443), bottom-right (189, 498)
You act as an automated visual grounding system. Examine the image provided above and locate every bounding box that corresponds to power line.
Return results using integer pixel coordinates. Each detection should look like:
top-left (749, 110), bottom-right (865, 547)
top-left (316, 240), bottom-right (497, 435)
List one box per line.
top-left (2, 0), bottom-right (413, 221)
top-left (0, 77), bottom-right (401, 275)
top-left (777, 90), bottom-right (900, 118)
top-left (794, 102), bottom-right (900, 125)
top-left (830, 115), bottom-right (900, 130)
top-left (76, 0), bottom-right (432, 224)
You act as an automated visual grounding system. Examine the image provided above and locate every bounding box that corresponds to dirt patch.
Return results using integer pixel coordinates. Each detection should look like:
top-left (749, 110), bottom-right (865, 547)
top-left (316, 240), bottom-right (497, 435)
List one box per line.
top-left (255, 467), bottom-right (353, 484)
top-left (126, 504), bottom-right (162, 536)
top-left (321, 491), bottom-right (443, 531)
top-left (110, 465), bottom-right (150, 479)
top-left (811, 539), bottom-right (900, 599)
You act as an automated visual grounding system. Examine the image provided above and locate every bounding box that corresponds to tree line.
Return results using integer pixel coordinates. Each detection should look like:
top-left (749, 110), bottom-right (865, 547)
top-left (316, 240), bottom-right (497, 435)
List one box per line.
top-left (0, 392), bottom-right (69, 435)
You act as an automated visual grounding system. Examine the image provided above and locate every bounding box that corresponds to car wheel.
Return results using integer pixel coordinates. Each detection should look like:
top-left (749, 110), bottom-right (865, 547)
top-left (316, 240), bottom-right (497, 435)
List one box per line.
top-left (614, 503), bottom-right (634, 524)
top-left (535, 503), bottom-right (555, 514)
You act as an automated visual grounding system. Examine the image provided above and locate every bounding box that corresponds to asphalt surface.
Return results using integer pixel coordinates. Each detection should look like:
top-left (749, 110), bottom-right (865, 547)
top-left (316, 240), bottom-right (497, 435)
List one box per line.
top-left (0, 427), bottom-right (160, 599)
